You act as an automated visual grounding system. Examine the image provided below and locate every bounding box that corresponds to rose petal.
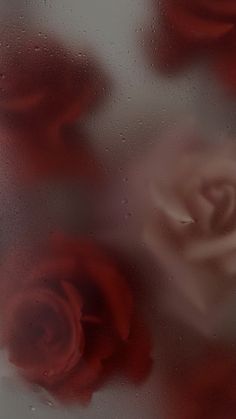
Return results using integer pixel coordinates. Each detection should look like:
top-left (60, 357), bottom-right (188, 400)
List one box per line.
top-left (184, 190), bottom-right (214, 232)
top-left (86, 261), bottom-right (133, 340)
top-left (185, 230), bottom-right (236, 260)
top-left (192, 0), bottom-right (236, 19)
top-left (145, 221), bottom-right (211, 314)
top-left (166, 2), bottom-right (234, 42)
top-left (51, 333), bottom-right (115, 403)
top-left (29, 257), bottom-right (78, 284)
top-left (210, 184), bottom-right (236, 232)
top-left (213, 30), bottom-right (236, 92)
top-left (218, 251), bottom-right (236, 275)
top-left (150, 0), bottom-right (236, 91)
top-left (51, 237), bottom-right (134, 341)
top-left (150, 181), bottom-right (193, 224)
top-left (123, 318), bottom-right (152, 383)
top-left (51, 357), bottom-right (102, 403)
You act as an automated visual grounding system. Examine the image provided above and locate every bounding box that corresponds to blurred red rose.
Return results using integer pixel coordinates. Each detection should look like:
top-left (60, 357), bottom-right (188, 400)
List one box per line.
top-left (0, 235), bottom-right (151, 403)
top-left (172, 349), bottom-right (236, 419)
top-left (0, 27), bottom-right (108, 182)
top-left (149, 0), bottom-right (236, 92)
top-left (0, 28), bottom-right (107, 133)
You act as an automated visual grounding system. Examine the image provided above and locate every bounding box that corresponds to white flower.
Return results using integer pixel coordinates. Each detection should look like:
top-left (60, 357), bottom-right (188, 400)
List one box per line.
top-left (143, 126), bottom-right (236, 336)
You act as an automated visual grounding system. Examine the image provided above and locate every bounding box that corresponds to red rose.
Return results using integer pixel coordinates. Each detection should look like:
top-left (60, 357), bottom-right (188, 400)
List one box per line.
top-left (171, 349), bottom-right (236, 419)
top-left (0, 235), bottom-right (151, 403)
top-left (0, 28), bottom-right (107, 133)
top-left (149, 0), bottom-right (236, 93)
top-left (0, 28), bottom-right (107, 182)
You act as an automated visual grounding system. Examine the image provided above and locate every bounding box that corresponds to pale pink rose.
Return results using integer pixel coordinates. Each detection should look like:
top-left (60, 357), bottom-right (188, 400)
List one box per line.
top-left (140, 126), bottom-right (236, 336)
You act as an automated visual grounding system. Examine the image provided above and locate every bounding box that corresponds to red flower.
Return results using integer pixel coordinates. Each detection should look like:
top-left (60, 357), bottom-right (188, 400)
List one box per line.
top-left (172, 350), bottom-right (236, 419)
top-left (149, 0), bottom-right (236, 92)
top-left (0, 235), bottom-right (151, 403)
top-left (0, 29), bottom-right (107, 132)
top-left (0, 28), bottom-right (108, 181)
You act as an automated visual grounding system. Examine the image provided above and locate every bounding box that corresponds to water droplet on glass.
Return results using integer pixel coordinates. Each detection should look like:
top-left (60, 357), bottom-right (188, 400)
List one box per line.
top-left (45, 399), bottom-right (54, 408)
top-left (125, 212), bottom-right (132, 219)
top-left (29, 405), bottom-right (36, 412)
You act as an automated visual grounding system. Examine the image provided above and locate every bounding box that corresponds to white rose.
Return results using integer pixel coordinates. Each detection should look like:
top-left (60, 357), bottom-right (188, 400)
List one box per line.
top-left (142, 126), bottom-right (236, 336)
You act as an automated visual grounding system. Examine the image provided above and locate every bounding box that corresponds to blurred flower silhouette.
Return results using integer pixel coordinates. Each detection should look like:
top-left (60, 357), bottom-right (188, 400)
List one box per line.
top-left (0, 27), bottom-right (108, 182)
top-left (135, 125), bottom-right (236, 334)
top-left (0, 28), bottom-right (107, 133)
top-left (149, 0), bottom-right (236, 93)
top-left (0, 234), bottom-right (152, 404)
